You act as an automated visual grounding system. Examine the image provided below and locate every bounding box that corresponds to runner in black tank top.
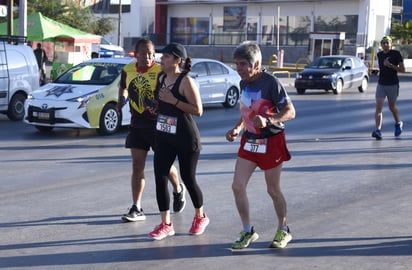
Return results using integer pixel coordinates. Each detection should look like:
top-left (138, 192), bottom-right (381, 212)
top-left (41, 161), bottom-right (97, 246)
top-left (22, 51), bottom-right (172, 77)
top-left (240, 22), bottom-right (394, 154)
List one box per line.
top-left (149, 43), bottom-right (209, 240)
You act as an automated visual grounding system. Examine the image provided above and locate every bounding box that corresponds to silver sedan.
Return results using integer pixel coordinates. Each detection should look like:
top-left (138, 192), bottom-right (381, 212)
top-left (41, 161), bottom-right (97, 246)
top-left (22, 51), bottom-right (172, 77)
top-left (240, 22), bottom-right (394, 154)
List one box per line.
top-left (190, 58), bottom-right (241, 108)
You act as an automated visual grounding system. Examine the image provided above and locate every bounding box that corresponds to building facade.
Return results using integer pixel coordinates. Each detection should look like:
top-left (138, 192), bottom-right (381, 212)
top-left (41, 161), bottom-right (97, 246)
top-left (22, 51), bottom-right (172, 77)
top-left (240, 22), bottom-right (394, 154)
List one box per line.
top-left (98, 0), bottom-right (396, 63)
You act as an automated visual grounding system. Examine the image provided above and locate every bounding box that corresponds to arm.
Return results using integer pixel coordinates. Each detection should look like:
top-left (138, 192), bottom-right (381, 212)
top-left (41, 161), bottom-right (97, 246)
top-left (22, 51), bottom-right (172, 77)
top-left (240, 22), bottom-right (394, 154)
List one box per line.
top-left (159, 75), bottom-right (203, 117)
top-left (383, 52), bottom-right (406, 73)
top-left (225, 117), bottom-right (244, 142)
top-left (389, 62), bottom-right (405, 73)
top-left (42, 50), bottom-right (48, 63)
top-left (252, 102), bottom-right (296, 129)
top-left (117, 70), bottom-right (127, 112)
top-left (253, 79), bottom-right (296, 128)
top-left (117, 86), bottom-right (127, 113)
top-left (266, 102), bottom-right (296, 126)
top-left (177, 76), bottom-right (203, 116)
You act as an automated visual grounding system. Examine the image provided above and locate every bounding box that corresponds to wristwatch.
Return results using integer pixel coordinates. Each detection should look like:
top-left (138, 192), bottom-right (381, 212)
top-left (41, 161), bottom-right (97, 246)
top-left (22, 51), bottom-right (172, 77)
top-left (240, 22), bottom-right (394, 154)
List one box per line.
top-left (266, 117), bottom-right (272, 127)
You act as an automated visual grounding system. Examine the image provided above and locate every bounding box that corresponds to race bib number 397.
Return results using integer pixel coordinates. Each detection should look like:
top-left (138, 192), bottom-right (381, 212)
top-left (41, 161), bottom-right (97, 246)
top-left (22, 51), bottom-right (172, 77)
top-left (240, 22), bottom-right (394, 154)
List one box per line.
top-left (156, 114), bottom-right (177, 134)
top-left (243, 138), bottom-right (267, 153)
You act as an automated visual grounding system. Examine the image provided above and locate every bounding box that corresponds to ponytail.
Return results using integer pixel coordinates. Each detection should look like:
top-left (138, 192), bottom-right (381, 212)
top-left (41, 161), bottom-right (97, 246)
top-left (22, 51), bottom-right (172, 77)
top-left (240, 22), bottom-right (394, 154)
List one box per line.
top-left (181, 57), bottom-right (192, 75)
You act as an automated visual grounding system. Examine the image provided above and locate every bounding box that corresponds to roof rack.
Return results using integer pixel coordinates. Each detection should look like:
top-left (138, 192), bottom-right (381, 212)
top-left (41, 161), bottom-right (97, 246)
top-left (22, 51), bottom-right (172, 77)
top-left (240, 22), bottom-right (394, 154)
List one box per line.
top-left (0, 35), bottom-right (28, 44)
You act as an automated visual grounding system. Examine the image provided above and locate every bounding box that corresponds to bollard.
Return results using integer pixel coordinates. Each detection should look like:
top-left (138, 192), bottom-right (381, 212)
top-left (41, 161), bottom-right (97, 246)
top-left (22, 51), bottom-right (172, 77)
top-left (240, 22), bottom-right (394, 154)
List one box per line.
top-left (277, 49), bottom-right (284, 68)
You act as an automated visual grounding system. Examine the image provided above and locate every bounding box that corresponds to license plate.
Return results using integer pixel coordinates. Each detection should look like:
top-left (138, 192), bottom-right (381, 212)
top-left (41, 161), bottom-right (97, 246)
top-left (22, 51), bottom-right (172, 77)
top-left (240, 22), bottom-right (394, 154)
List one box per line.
top-left (38, 112), bottom-right (50, 120)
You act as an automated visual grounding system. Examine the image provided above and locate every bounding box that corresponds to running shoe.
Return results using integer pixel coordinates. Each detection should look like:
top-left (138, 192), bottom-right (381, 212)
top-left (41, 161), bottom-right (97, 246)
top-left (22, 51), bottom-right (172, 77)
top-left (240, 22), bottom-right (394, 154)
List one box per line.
top-left (173, 183), bottom-right (186, 213)
top-left (149, 222), bottom-right (175, 240)
top-left (372, 130), bottom-right (382, 140)
top-left (121, 205), bottom-right (146, 222)
top-left (395, 121), bottom-right (403, 137)
top-left (269, 227), bottom-right (292, 248)
top-left (189, 213), bottom-right (210, 235)
top-left (231, 227), bottom-right (259, 250)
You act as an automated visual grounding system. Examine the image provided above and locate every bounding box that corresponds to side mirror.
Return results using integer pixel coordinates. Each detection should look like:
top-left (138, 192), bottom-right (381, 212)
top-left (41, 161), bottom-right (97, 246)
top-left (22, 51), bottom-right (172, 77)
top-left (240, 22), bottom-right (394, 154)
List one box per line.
top-left (189, 72), bottom-right (199, 78)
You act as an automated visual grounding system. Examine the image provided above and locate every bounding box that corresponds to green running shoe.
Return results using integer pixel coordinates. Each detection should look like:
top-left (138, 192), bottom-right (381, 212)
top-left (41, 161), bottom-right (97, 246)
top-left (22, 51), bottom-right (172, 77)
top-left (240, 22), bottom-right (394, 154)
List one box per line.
top-left (269, 227), bottom-right (292, 248)
top-left (231, 227), bottom-right (259, 250)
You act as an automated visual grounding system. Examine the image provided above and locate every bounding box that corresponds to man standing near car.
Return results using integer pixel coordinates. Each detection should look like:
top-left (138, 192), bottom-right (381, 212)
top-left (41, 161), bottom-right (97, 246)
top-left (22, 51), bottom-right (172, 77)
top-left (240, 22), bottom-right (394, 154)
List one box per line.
top-left (33, 43), bottom-right (48, 85)
top-left (117, 38), bottom-right (186, 222)
top-left (372, 36), bottom-right (405, 140)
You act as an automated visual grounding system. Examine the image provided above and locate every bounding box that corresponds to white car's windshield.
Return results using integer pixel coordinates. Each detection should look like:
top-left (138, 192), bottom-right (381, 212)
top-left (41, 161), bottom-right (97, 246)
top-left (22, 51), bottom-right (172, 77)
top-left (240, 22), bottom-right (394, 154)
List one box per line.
top-left (55, 63), bottom-right (124, 85)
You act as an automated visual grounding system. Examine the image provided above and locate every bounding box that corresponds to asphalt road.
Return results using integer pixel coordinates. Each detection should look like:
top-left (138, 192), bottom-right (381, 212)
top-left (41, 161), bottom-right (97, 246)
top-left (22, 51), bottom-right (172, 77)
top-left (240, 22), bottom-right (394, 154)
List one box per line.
top-left (1, 74), bottom-right (411, 269)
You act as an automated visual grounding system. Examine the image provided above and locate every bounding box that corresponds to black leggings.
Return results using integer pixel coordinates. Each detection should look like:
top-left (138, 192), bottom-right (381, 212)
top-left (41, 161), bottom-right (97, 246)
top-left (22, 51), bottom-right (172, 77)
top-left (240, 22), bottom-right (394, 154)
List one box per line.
top-left (153, 142), bottom-right (203, 212)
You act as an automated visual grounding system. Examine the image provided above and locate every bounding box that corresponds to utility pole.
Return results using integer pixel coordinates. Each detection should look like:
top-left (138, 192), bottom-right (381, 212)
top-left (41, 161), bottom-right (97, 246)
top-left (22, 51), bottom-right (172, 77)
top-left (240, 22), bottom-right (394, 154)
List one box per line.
top-left (117, 0), bottom-right (122, 46)
top-left (19, 0), bottom-right (27, 40)
top-left (7, 0), bottom-right (13, 36)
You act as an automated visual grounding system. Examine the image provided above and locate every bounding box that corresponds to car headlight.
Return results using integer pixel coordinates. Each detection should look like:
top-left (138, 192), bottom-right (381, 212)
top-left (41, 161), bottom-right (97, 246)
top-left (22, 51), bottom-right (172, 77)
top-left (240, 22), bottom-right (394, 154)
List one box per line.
top-left (322, 73), bottom-right (337, 79)
top-left (27, 93), bottom-right (34, 100)
top-left (67, 90), bottom-right (99, 108)
top-left (296, 73), bottom-right (302, 79)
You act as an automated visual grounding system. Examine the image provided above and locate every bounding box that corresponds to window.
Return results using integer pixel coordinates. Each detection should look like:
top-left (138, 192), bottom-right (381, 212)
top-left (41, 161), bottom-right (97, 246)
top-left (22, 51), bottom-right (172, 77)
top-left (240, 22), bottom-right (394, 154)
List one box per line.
top-left (192, 63), bottom-right (208, 76)
top-left (207, 62), bottom-right (226, 75)
top-left (170, 17), bottom-right (210, 45)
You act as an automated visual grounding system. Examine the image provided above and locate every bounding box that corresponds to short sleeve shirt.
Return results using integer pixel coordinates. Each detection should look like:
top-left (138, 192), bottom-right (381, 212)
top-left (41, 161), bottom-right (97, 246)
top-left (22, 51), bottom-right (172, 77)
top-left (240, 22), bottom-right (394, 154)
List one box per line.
top-left (377, 49), bottom-right (403, 85)
top-left (239, 72), bottom-right (291, 137)
top-left (120, 62), bottom-right (161, 128)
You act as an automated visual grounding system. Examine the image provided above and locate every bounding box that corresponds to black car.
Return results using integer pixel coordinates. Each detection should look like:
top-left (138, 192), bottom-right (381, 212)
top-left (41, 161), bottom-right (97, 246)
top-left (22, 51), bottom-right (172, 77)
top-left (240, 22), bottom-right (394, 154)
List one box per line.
top-left (294, 55), bottom-right (369, 95)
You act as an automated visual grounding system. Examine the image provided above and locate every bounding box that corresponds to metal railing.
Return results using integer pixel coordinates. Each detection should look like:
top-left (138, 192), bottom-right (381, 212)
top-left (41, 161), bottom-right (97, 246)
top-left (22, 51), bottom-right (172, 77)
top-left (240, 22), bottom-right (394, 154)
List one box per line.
top-left (147, 32), bottom-right (357, 47)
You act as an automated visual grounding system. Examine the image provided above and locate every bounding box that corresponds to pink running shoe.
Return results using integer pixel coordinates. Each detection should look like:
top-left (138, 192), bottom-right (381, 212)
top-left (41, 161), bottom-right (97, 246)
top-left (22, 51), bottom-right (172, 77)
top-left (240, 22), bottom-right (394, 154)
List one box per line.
top-left (189, 213), bottom-right (210, 235)
top-left (149, 222), bottom-right (175, 240)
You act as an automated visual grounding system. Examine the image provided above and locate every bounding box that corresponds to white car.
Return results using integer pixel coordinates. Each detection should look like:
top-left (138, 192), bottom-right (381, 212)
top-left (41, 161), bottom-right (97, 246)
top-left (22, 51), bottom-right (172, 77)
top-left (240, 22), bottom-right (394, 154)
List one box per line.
top-left (190, 58), bottom-right (241, 108)
top-left (24, 57), bottom-right (134, 135)
top-left (155, 55), bottom-right (241, 108)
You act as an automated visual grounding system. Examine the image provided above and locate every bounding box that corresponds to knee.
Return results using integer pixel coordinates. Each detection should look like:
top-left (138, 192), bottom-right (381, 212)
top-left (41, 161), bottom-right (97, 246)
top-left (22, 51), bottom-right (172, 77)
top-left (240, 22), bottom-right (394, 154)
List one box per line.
top-left (267, 187), bottom-right (280, 200)
top-left (232, 181), bottom-right (246, 194)
top-left (168, 166), bottom-right (178, 179)
top-left (132, 162), bottom-right (144, 174)
top-left (388, 104), bottom-right (397, 112)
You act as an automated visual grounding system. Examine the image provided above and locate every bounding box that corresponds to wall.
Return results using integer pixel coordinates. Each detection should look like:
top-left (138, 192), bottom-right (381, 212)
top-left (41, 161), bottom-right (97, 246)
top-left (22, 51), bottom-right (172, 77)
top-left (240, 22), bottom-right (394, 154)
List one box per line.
top-left (184, 44), bottom-right (356, 66)
top-left (103, 0), bottom-right (391, 64)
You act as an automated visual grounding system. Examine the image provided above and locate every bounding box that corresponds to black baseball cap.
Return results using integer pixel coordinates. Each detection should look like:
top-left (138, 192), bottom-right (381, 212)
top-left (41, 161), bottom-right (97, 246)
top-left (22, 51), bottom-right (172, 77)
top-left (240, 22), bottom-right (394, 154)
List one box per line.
top-left (159, 42), bottom-right (187, 59)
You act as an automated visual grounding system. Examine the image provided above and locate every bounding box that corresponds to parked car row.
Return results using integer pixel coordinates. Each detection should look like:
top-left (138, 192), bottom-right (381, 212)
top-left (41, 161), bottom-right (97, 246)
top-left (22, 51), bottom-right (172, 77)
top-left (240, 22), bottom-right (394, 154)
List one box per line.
top-left (23, 57), bottom-right (241, 135)
top-left (17, 48), bottom-right (369, 135)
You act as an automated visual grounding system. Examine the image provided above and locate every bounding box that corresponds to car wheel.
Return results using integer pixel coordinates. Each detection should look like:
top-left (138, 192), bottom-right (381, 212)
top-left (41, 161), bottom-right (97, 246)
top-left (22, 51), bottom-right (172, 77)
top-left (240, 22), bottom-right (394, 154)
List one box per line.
top-left (296, 88), bottom-right (306, 95)
top-left (7, 92), bottom-right (26, 121)
top-left (97, 103), bottom-right (121, 135)
top-left (358, 77), bottom-right (368, 92)
top-left (333, 79), bottom-right (343, 94)
top-left (223, 87), bottom-right (239, 108)
top-left (35, 126), bottom-right (54, 132)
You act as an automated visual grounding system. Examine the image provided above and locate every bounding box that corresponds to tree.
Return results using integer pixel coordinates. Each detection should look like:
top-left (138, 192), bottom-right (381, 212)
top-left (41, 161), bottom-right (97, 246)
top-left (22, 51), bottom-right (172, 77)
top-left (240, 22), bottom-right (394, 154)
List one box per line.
top-left (94, 17), bottom-right (115, 36)
top-left (390, 19), bottom-right (412, 45)
top-left (2, 0), bottom-right (114, 36)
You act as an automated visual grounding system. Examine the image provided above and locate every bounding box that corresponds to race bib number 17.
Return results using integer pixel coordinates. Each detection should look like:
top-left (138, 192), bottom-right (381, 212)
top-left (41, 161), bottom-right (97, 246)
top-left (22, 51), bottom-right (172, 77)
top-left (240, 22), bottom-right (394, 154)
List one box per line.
top-left (244, 138), bottom-right (267, 153)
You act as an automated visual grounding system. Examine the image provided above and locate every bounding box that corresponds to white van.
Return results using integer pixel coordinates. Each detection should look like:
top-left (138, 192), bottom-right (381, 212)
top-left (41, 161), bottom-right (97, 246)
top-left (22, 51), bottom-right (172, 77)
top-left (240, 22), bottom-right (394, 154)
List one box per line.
top-left (0, 36), bottom-right (39, 121)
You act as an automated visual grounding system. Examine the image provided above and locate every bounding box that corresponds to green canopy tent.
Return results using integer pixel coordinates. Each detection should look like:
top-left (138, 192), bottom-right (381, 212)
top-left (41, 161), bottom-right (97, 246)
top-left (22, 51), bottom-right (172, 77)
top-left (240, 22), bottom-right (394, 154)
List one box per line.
top-left (0, 12), bottom-right (100, 43)
top-left (0, 12), bottom-right (101, 79)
